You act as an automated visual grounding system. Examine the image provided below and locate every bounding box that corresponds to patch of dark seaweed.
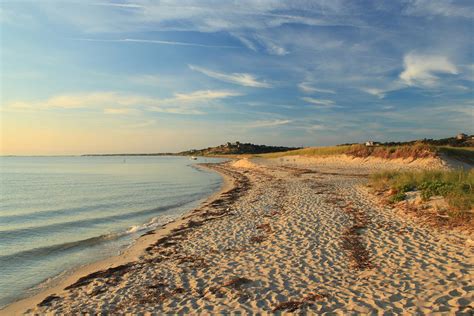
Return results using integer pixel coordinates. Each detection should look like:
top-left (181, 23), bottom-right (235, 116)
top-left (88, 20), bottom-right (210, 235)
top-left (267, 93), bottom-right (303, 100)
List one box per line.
top-left (64, 263), bottom-right (133, 290)
top-left (222, 277), bottom-right (253, 288)
top-left (256, 223), bottom-right (272, 233)
top-left (272, 292), bottom-right (327, 312)
top-left (141, 230), bottom-right (156, 237)
top-left (250, 235), bottom-right (266, 243)
top-left (272, 301), bottom-right (303, 312)
top-left (37, 294), bottom-right (61, 307)
top-left (340, 203), bottom-right (373, 270)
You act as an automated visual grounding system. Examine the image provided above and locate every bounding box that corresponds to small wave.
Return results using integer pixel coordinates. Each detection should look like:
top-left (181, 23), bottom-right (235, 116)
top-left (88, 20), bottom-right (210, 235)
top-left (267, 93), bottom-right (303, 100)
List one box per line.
top-left (0, 185), bottom-right (211, 224)
top-left (0, 232), bottom-right (124, 265)
top-left (125, 214), bottom-right (176, 234)
top-left (0, 213), bottom-right (179, 265)
top-left (0, 203), bottom-right (197, 265)
top-left (0, 192), bottom-right (206, 241)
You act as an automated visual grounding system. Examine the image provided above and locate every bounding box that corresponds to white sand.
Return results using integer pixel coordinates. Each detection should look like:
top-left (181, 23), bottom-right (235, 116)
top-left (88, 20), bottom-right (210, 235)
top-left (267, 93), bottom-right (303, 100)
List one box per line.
top-left (2, 158), bottom-right (473, 314)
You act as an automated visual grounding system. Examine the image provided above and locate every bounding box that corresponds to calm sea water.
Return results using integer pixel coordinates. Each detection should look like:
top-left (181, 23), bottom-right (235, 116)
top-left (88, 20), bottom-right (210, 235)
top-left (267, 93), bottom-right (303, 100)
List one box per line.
top-left (0, 156), bottom-right (223, 307)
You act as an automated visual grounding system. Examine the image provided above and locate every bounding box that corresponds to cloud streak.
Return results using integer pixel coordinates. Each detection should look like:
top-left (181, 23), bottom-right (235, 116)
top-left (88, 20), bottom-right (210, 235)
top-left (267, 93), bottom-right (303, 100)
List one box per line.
top-left (170, 90), bottom-right (242, 102)
top-left (74, 38), bottom-right (238, 49)
top-left (403, 0), bottom-right (474, 18)
top-left (104, 108), bottom-right (138, 115)
top-left (361, 88), bottom-right (387, 99)
top-left (301, 97), bottom-right (336, 107)
top-left (246, 119), bottom-right (291, 128)
top-left (59, 2), bottom-right (362, 33)
top-left (189, 64), bottom-right (272, 88)
top-left (92, 2), bottom-right (144, 9)
top-left (298, 82), bottom-right (335, 94)
top-left (8, 90), bottom-right (243, 115)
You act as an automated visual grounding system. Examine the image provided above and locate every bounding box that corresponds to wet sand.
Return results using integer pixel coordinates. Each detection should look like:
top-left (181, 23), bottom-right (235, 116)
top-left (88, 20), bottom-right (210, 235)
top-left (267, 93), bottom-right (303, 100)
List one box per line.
top-left (2, 158), bottom-right (473, 314)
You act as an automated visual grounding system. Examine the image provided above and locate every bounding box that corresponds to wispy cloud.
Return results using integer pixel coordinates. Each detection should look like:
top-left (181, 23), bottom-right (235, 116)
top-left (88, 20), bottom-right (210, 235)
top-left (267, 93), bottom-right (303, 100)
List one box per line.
top-left (125, 119), bottom-right (157, 129)
top-left (254, 35), bottom-right (289, 56)
top-left (230, 33), bottom-right (288, 55)
top-left (129, 74), bottom-right (161, 86)
top-left (104, 108), bottom-right (137, 115)
top-left (92, 2), bottom-right (144, 9)
top-left (55, 2), bottom-right (360, 33)
top-left (8, 92), bottom-right (129, 109)
top-left (246, 119), bottom-right (291, 128)
top-left (399, 52), bottom-right (458, 87)
top-left (403, 0), bottom-right (474, 18)
top-left (231, 33), bottom-right (258, 52)
top-left (298, 82), bottom-right (335, 94)
top-left (74, 38), bottom-right (238, 49)
top-left (170, 90), bottom-right (242, 102)
top-left (189, 64), bottom-right (272, 88)
top-left (308, 124), bottom-right (327, 131)
top-left (8, 90), bottom-right (243, 115)
top-left (301, 97), bottom-right (336, 107)
top-left (361, 88), bottom-right (387, 99)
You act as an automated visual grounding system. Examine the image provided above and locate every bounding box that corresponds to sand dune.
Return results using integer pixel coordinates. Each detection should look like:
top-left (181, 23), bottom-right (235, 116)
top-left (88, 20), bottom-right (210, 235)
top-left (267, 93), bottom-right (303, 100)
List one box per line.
top-left (3, 159), bottom-right (473, 314)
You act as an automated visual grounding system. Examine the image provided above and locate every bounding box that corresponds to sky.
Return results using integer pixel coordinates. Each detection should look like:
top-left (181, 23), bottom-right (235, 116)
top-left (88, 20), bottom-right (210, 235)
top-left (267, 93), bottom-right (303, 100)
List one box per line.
top-left (0, 0), bottom-right (473, 155)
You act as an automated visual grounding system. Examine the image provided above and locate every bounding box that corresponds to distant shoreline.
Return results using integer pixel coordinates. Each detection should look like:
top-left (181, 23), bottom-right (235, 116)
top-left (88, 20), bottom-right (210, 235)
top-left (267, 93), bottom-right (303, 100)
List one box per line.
top-left (0, 154), bottom-right (176, 157)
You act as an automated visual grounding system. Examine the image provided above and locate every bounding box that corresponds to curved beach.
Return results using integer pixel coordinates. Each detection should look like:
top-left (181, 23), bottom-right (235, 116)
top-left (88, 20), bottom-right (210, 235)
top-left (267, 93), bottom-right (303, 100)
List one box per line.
top-left (2, 159), bottom-right (473, 314)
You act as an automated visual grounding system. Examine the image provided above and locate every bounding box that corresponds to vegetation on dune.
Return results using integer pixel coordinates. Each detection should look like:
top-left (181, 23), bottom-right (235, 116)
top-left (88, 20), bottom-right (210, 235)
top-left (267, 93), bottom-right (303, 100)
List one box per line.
top-left (369, 169), bottom-right (474, 214)
top-left (257, 145), bottom-right (351, 158)
top-left (378, 135), bottom-right (474, 148)
top-left (256, 142), bottom-right (474, 164)
top-left (346, 143), bottom-right (436, 159)
top-left (258, 143), bottom-right (440, 159)
top-left (255, 135), bottom-right (473, 161)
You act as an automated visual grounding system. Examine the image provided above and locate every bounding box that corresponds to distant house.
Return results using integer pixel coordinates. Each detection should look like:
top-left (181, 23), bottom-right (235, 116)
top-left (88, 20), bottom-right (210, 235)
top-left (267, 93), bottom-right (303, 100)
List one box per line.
top-left (365, 141), bottom-right (381, 147)
top-left (456, 133), bottom-right (468, 140)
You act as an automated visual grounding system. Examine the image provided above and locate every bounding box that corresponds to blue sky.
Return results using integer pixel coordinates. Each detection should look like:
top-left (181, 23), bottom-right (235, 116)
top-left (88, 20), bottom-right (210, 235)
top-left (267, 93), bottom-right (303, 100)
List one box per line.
top-left (1, 0), bottom-right (473, 154)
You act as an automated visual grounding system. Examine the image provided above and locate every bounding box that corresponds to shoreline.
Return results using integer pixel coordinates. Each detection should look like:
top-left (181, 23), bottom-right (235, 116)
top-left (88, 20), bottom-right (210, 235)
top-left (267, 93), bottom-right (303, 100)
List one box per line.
top-left (3, 158), bottom-right (472, 314)
top-left (0, 162), bottom-right (234, 315)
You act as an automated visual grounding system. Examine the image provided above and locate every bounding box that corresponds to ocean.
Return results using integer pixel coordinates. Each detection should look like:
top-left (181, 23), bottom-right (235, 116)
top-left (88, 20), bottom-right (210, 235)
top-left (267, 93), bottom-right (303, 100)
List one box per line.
top-left (0, 156), bottom-right (223, 308)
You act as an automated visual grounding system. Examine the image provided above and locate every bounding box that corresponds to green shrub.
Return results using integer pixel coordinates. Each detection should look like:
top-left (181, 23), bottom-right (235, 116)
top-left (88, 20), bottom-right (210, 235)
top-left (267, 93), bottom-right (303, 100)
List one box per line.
top-left (369, 169), bottom-right (473, 211)
top-left (419, 180), bottom-right (455, 200)
top-left (389, 192), bottom-right (406, 203)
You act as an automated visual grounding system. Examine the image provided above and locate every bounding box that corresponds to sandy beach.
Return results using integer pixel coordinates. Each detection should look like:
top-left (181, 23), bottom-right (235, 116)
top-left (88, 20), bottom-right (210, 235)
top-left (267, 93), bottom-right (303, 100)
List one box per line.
top-left (2, 158), bottom-right (473, 315)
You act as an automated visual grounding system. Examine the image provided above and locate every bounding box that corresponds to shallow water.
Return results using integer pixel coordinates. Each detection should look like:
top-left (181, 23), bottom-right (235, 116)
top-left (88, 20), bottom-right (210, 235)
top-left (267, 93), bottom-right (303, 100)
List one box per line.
top-left (0, 156), bottom-right (223, 307)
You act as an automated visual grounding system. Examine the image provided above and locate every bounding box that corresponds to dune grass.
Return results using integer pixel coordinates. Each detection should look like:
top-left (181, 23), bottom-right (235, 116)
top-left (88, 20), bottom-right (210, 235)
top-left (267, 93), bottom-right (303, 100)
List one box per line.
top-left (256, 143), bottom-right (438, 159)
top-left (255, 143), bottom-right (474, 164)
top-left (217, 142), bottom-right (474, 176)
top-left (346, 143), bottom-right (437, 159)
top-left (255, 145), bottom-right (353, 158)
top-left (369, 169), bottom-right (474, 214)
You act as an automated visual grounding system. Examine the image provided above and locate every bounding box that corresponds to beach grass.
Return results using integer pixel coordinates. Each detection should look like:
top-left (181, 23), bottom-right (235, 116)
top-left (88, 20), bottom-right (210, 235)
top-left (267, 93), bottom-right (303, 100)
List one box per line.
top-left (255, 145), bottom-right (352, 158)
top-left (346, 143), bottom-right (437, 159)
top-left (255, 143), bottom-right (437, 159)
top-left (254, 143), bottom-right (474, 163)
top-left (369, 169), bottom-right (474, 214)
